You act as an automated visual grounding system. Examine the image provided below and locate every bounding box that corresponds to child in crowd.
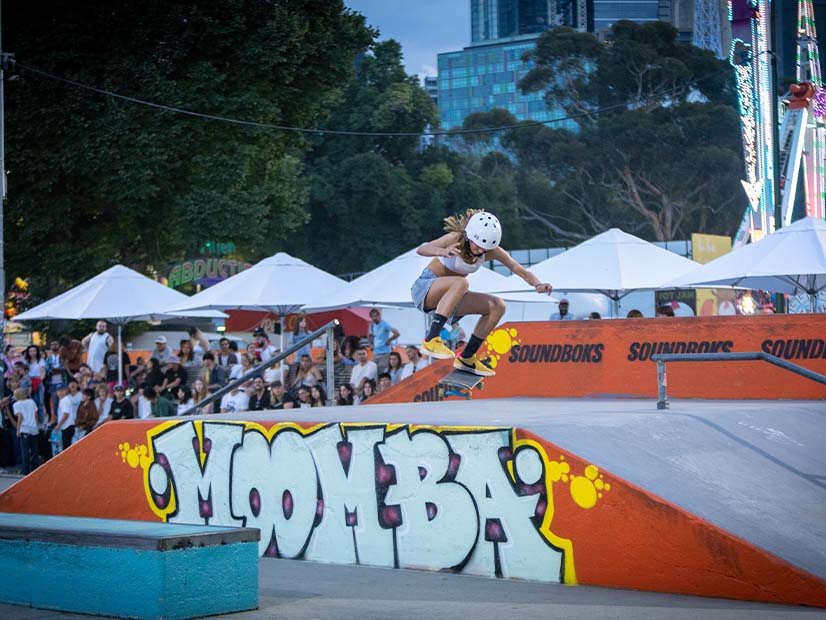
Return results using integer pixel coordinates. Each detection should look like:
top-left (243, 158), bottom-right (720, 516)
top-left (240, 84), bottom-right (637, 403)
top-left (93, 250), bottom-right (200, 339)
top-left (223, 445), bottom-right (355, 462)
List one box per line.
top-left (13, 388), bottom-right (39, 474)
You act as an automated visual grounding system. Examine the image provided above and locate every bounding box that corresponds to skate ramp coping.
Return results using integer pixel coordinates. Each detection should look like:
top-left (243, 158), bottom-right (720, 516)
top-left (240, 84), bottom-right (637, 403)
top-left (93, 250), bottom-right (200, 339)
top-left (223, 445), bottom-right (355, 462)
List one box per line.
top-left (0, 512), bottom-right (259, 619)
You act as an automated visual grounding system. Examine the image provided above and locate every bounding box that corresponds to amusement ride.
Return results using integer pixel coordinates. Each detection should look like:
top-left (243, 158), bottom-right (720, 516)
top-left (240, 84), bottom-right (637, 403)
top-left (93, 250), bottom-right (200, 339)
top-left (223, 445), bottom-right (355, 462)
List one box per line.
top-left (729, 0), bottom-right (826, 246)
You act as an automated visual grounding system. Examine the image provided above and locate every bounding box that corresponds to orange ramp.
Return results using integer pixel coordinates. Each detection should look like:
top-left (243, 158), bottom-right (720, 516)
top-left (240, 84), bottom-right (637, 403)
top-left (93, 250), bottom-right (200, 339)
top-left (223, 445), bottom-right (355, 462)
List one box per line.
top-left (0, 408), bottom-right (823, 608)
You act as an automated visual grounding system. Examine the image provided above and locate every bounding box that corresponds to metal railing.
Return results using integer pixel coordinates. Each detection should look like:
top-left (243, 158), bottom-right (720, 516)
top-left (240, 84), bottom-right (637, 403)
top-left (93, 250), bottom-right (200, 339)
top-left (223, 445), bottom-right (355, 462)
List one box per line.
top-left (181, 320), bottom-right (338, 415)
top-left (652, 352), bottom-right (826, 410)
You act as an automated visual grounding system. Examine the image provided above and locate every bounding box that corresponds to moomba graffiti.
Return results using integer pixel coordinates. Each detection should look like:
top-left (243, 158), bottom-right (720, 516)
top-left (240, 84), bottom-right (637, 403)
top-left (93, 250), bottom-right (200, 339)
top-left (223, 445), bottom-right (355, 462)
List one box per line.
top-left (135, 421), bottom-right (610, 582)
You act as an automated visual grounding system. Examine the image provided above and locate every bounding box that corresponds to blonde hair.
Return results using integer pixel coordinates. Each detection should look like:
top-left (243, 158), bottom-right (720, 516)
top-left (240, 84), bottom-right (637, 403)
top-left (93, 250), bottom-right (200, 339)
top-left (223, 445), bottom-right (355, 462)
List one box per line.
top-left (442, 209), bottom-right (485, 263)
top-left (13, 388), bottom-right (29, 401)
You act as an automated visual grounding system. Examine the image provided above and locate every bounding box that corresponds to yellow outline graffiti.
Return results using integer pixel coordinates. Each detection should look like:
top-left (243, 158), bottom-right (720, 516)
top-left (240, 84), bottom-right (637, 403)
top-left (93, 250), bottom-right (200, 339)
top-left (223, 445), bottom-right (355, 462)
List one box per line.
top-left (124, 419), bottom-right (611, 583)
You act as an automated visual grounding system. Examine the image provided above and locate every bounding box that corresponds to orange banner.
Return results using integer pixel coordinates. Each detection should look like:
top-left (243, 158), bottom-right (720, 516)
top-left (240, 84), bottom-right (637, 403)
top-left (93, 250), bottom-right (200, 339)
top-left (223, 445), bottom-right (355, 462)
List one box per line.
top-left (372, 315), bottom-right (826, 403)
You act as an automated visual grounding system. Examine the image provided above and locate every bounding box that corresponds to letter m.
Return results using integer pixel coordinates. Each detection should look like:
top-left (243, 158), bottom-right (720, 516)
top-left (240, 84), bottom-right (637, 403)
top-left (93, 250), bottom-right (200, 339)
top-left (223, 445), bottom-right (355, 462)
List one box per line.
top-left (151, 421), bottom-right (245, 526)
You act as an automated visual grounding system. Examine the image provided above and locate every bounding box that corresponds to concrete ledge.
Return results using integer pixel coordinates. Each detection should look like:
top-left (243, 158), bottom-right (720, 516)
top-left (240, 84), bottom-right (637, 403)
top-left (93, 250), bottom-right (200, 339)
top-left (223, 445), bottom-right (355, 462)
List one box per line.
top-left (0, 512), bottom-right (258, 550)
top-left (0, 513), bottom-right (260, 619)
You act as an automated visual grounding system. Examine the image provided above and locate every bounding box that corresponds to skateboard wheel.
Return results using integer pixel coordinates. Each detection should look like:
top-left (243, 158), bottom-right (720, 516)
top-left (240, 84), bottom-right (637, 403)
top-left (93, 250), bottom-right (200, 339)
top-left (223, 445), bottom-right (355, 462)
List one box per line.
top-left (477, 383), bottom-right (485, 391)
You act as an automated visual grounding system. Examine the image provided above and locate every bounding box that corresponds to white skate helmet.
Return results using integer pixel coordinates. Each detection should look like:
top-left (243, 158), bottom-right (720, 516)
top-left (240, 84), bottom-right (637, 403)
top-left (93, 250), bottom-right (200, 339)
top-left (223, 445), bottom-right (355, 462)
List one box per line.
top-left (465, 212), bottom-right (501, 250)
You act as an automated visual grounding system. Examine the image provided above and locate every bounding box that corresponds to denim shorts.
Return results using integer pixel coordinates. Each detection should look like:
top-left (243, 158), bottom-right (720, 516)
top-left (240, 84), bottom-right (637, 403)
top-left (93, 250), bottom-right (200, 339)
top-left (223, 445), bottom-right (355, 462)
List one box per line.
top-left (411, 268), bottom-right (438, 312)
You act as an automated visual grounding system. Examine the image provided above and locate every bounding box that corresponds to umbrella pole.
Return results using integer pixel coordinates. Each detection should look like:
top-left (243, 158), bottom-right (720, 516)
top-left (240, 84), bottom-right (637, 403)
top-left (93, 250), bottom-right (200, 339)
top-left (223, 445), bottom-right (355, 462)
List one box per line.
top-left (117, 323), bottom-right (123, 387)
top-left (280, 315), bottom-right (286, 383)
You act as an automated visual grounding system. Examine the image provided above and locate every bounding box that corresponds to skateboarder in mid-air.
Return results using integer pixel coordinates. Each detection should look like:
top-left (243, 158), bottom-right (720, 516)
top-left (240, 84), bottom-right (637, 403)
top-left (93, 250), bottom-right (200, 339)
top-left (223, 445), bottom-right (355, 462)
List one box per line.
top-left (412, 210), bottom-right (553, 377)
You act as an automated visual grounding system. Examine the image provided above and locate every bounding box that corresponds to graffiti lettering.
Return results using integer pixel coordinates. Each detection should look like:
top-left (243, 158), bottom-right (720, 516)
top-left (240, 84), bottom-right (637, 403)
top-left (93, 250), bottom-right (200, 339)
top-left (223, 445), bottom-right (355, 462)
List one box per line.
top-left (761, 339), bottom-right (826, 360)
top-left (143, 421), bottom-right (575, 582)
top-left (508, 344), bottom-right (605, 364)
top-left (413, 387), bottom-right (443, 402)
top-left (627, 340), bottom-right (734, 361)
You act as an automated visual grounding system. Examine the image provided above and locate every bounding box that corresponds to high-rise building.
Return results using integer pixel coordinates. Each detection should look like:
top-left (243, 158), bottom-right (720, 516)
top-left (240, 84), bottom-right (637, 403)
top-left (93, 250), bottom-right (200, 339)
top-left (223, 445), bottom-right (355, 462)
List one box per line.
top-left (591, 0), bottom-right (660, 33)
top-left (424, 76), bottom-right (439, 106)
top-left (439, 1), bottom-right (586, 130)
top-left (437, 37), bottom-right (576, 129)
top-left (472, 1), bottom-right (569, 42)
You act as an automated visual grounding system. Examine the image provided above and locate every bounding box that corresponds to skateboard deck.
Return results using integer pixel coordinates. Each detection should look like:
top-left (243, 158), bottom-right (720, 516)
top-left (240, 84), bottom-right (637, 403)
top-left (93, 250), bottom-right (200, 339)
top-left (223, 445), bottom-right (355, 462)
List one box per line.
top-left (438, 369), bottom-right (486, 400)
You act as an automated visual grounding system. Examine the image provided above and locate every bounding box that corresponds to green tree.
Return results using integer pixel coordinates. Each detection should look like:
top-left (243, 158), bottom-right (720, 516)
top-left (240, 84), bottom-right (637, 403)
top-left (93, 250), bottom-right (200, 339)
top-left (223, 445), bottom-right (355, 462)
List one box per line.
top-left (286, 38), bottom-right (439, 273)
top-left (4, 0), bottom-right (374, 295)
top-left (502, 22), bottom-right (745, 241)
top-left (521, 22), bottom-right (737, 128)
top-left (311, 40), bottom-right (438, 165)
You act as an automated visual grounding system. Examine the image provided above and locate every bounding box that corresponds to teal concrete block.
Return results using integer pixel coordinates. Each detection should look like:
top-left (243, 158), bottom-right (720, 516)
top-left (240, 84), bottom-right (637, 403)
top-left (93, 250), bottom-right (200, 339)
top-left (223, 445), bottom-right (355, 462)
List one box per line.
top-left (0, 514), bottom-right (259, 619)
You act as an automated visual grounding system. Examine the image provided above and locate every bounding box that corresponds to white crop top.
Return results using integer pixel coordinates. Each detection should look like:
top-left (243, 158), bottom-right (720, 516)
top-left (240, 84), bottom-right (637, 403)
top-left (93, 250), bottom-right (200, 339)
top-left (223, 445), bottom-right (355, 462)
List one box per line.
top-left (440, 254), bottom-right (483, 275)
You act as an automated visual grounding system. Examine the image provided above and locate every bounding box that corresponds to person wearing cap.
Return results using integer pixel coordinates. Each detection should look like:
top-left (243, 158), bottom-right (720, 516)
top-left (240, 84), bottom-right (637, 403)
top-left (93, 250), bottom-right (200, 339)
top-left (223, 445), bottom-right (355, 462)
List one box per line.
top-left (161, 356), bottom-right (187, 400)
top-left (550, 298), bottom-right (575, 321)
top-left (150, 335), bottom-right (173, 365)
top-left (413, 209), bottom-right (552, 377)
top-left (107, 384), bottom-right (134, 421)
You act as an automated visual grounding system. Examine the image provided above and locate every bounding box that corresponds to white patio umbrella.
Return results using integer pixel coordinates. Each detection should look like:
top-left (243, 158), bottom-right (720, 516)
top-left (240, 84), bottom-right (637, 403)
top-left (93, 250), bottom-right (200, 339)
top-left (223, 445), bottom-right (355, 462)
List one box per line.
top-left (671, 216), bottom-right (826, 312)
top-left (301, 247), bottom-right (553, 313)
top-left (494, 228), bottom-right (699, 317)
top-left (13, 265), bottom-right (227, 384)
top-left (167, 252), bottom-right (346, 376)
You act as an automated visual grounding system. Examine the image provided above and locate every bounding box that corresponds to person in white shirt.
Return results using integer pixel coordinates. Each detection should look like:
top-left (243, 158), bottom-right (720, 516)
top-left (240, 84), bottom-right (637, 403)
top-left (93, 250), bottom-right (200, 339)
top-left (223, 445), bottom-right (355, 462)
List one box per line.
top-left (55, 384), bottom-right (78, 450)
top-left (176, 386), bottom-right (195, 416)
top-left (13, 388), bottom-right (39, 474)
top-left (349, 347), bottom-right (378, 399)
top-left (82, 320), bottom-right (114, 374)
top-left (252, 328), bottom-right (278, 363)
top-left (93, 384), bottom-right (113, 428)
top-left (220, 386), bottom-right (249, 413)
top-left (549, 298), bottom-right (575, 321)
top-left (400, 345), bottom-right (430, 380)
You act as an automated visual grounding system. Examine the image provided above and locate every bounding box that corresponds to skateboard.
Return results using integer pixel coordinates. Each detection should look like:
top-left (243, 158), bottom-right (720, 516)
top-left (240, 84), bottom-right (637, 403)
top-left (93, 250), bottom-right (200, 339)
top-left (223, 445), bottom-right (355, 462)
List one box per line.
top-left (437, 369), bottom-right (486, 400)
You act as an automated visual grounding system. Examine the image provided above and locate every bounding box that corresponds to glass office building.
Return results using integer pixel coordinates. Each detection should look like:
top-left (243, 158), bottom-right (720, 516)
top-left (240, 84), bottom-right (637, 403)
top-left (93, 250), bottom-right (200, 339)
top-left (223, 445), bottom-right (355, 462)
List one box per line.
top-left (592, 0), bottom-right (660, 32)
top-left (471, 0), bottom-right (555, 43)
top-left (437, 36), bottom-right (575, 130)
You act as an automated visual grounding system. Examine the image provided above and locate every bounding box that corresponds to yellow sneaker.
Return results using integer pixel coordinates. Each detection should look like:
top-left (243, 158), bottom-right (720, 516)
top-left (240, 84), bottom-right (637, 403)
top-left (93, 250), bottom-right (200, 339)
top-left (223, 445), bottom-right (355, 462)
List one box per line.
top-left (454, 354), bottom-right (496, 377)
top-left (420, 337), bottom-right (455, 360)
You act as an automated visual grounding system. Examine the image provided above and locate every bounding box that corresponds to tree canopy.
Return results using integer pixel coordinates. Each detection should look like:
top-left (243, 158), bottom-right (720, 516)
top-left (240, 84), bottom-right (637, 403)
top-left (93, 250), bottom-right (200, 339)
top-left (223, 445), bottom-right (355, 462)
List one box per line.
top-left (3, 9), bottom-right (746, 308)
top-left (4, 0), bottom-right (373, 295)
top-left (500, 21), bottom-right (745, 241)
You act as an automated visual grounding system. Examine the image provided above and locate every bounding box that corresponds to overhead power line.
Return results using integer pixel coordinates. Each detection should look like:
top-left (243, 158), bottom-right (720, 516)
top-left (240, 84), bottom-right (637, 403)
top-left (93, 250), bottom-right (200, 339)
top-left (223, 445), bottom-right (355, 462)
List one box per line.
top-left (15, 60), bottom-right (730, 138)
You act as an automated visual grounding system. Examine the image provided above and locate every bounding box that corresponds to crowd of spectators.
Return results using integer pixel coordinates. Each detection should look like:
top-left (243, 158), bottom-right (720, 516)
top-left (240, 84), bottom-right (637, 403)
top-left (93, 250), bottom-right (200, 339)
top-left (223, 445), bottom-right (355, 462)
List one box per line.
top-left (0, 310), bottom-right (445, 474)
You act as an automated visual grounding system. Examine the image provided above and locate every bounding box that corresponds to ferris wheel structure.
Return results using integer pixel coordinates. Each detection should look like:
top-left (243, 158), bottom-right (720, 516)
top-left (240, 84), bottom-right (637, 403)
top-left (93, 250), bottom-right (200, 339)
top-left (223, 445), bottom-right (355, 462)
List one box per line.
top-left (729, 0), bottom-right (826, 247)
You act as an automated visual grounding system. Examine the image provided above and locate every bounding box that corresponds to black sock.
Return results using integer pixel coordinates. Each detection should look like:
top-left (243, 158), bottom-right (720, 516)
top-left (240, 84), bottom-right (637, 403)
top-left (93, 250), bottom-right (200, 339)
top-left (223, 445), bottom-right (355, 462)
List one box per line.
top-left (426, 314), bottom-right (448, 341)
top-left (460, 334), bottom-right (484, 359)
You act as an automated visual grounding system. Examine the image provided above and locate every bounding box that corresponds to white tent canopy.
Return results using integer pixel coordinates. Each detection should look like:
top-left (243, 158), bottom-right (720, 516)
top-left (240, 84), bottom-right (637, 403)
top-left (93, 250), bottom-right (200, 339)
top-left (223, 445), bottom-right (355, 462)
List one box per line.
top-left (168, 252), bottom-right (345, 316)
top-left (302, 247), bottom-right (554, 313)
top-left (168, 252), bottom-right (346, 376)
top-left (13, 265), bottom-right (227, 383)
top-left (670, 216), bottom-right (826, 311)
top-left (495, 228), bottom-right (699, 316)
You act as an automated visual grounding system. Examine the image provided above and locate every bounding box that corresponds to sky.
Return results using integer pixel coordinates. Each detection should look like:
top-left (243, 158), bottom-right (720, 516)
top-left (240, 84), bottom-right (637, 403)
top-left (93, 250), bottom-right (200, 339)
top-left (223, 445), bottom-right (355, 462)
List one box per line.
top-left (344, 0), bottom-right (469, 79)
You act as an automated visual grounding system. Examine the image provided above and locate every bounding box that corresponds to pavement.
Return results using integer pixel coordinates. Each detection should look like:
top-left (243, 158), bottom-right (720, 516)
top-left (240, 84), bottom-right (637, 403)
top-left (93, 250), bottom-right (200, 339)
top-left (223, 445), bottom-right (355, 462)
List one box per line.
top-left (1, 557), bottom-right (825, 620)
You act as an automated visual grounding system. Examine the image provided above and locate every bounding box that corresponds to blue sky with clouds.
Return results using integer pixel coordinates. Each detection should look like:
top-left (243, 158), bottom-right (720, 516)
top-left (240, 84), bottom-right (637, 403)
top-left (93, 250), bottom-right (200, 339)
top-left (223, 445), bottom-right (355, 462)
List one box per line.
top-left (344, 0), bottom-right (469, 79)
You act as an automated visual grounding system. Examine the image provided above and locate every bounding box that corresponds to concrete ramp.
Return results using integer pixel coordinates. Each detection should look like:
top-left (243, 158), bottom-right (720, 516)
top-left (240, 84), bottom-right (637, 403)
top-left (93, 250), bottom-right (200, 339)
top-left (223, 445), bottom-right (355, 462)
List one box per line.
top-left (0, 398), bottom-right (824, 608)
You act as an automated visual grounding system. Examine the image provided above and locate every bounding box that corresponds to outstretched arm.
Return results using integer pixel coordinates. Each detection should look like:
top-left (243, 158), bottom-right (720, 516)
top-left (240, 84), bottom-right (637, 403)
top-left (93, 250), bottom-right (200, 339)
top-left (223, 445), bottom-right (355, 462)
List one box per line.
top-left (489, 247), bottom-right (553, 294)
top-left (193, 328), bottom-right (209, 352)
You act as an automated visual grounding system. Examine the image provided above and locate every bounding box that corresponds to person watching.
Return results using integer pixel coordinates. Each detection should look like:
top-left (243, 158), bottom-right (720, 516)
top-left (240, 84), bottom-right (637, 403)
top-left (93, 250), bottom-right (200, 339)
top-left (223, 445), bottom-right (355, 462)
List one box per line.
top-left (550, 298), bottom-right (575, 321)
top-left (367, 309), bottom-right (400, 373)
